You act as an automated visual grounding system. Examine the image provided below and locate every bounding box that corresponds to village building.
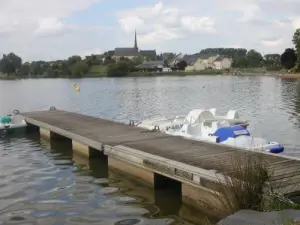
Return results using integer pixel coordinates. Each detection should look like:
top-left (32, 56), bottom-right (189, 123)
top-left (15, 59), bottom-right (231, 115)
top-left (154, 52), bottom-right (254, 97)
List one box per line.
top-left (184, 54), bottom-right (233, 71)
top-left (112, 31), bottom-right (157, 60)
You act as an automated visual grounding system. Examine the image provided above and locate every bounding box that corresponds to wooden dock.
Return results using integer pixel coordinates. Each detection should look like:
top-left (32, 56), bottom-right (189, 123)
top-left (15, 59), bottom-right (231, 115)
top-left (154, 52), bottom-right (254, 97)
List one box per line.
top-left (21, 109), bottom-right (300, 214)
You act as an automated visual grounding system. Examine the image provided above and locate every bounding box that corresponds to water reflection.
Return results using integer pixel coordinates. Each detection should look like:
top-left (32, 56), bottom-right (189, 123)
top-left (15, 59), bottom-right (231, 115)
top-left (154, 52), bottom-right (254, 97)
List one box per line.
top-left (0, 134), bottom-right (217, 225)
top-left (2, 76), bottom-right (300, 222)
top-left (280, 79), bottom-right (300, 127)
top-left (2, 76), bottom-right (300, 154)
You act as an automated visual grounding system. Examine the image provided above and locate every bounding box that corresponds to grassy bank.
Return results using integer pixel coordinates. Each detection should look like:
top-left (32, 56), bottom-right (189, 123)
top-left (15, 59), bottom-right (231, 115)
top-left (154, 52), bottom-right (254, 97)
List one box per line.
top-left (0, 66), bottom-right (283, 79)
top-left (176, 152), bottom-right (300, 225)
top-left (87, 66), bottom-right (284, 77)
top-left (87, 65), bottom-right (223, 77)
top-left (229, 67), bottom-right (284, 76)
top-left (0, 74), bottom-right (18, 80)
top-left (207, 153), bottom-right (300, 224)
top-left (279, 73), bottom-right (300, 78)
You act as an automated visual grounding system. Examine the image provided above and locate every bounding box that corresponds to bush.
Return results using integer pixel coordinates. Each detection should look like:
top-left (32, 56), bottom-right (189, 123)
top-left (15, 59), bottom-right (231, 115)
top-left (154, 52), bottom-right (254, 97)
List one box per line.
top-left (70, 61), bottom-right (89, 77)
top-left (212, 153), bottom-right (300, 218)
top-left (215, 154), bottom-right (269, 215)
top-left (107, 61), bottom-right (134, 77)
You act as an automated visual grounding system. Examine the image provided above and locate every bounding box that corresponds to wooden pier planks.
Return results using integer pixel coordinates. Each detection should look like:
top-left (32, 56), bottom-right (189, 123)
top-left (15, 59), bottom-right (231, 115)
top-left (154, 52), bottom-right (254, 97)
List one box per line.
top-left (21, 110), bottom-right (300, 191)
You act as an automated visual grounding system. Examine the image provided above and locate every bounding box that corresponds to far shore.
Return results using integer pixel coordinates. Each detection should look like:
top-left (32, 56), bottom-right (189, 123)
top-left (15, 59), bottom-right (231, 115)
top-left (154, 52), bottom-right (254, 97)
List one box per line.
top-left (278, 73), bottom-right (300, 78)
top-left (0, 69), bottom-right (286, 80)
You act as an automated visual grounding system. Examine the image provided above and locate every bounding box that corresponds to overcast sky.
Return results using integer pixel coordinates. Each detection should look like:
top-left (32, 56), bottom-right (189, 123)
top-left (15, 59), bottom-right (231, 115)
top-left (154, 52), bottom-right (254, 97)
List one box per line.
top-left (0, 0), bottom-right (299, 61)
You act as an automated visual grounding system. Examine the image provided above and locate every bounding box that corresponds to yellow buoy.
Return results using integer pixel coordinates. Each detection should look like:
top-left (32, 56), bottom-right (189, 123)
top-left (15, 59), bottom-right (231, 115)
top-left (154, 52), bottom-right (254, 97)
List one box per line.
top-left (75, 86), bottom-right (80, 92)
top-left (72, 83), bottom-right (76, 87)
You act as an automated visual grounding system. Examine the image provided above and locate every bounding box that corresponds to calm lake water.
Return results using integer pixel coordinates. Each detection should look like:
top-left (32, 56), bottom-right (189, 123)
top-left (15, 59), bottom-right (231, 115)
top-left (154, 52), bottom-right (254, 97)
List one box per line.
top-left (0, 75), bottom-right (300, 224)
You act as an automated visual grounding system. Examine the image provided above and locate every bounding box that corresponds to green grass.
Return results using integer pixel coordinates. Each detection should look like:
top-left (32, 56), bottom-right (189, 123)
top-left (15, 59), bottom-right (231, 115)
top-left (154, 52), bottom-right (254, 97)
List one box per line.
top-left (211, 153), bottom-right (300, 217)
top-left (89, 65), bottom-right (107, 74)
top-left (0, 73), bottom-right (18, 80)
top-left (163, 70), bottom-right (223, 76)
top-left (83, 65), bottom-right (108, 77)
top-left (126, 70), bottom-right (223, 77)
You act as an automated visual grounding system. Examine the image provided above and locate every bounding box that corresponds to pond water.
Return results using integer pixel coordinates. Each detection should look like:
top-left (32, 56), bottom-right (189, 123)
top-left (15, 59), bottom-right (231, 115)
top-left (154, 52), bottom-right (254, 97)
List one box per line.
top-left (0, 75), bottom-right (300, 224)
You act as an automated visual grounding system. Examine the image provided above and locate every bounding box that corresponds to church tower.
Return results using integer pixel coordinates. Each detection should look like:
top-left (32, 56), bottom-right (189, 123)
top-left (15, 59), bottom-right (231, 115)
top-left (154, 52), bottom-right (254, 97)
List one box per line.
top-left (134, 30), bottom-right (138, 49)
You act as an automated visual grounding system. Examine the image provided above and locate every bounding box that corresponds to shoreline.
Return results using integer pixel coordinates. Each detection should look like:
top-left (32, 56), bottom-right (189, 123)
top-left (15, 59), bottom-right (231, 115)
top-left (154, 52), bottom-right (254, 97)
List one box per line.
top-left (0, 70), bottom-right (284, 80)
top-left (279, 73), bottom-right (300, 78)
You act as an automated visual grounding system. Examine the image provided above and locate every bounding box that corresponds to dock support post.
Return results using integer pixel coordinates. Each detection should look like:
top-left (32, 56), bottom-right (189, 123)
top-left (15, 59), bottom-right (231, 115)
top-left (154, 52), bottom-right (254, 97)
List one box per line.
top-left (72, 140), bottom-right (104, 158)
top-left (181, 183), bottom-right (224, 216)
top-left (154, 172), bottom-right (182, 190)
top-left (40, 127), bottom-right (51, 140)
top-left (107, 157), bottom-right (155, 186)
top-left (26, 124), bottom-right (39, 133)
top-left (73, 153), bottom-right (108, 178)
top-left (39, 127), bottom-right (72, 150)
top-left (39, 127), bottom-right (69, 141)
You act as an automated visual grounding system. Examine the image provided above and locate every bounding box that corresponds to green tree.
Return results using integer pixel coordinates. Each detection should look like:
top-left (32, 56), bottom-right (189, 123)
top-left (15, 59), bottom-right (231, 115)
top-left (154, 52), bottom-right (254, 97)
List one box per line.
top-left (293, 28), bottom-right (300, 71)
top-left (46, 67), bottom-right (60, 78)
top-left (30, 61), bottom-right (47, 76)
top-left (280, 48), bottom-right (297, 70)
top-left (103, 56), bottom-right (116, 65)
top-left (0, 55), bottom-right (15, 75)
top-left (245, 49), bottom-right (263, 67)
top-left (18, 62), bottom-right (31, 76)
top-left (107, 61), bottom-right (133, 77)
top-left (232, 56), bottom-right (248, 68)
top-left (85, 54), bottom-right (102, 66)
top-left (263, 54), bottom-right (281, 70)
top-left (70, 61), bottom-right (89, 77)
top-left (6, 52), bottom-right (22, 71)
top-left (67, 55), bottom-right (81, 66)
top-left (59, 61), bottom-right (71, 75)
top-left (176, 60), bottom-right (187, 70)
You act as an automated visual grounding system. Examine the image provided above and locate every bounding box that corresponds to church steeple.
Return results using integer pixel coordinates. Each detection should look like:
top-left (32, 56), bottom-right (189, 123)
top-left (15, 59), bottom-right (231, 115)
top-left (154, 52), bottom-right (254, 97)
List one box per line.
top-left (134, 30), bottom-right (138, 49)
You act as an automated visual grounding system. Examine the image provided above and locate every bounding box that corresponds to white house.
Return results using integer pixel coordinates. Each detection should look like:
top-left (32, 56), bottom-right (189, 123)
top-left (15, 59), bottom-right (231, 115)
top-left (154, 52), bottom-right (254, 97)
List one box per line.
top-left (185, 59), bottom-right (206, 71)
top-left (213, 56), bottom-right (232, 70)
top-left (185, 54), bottom-right (232, 71)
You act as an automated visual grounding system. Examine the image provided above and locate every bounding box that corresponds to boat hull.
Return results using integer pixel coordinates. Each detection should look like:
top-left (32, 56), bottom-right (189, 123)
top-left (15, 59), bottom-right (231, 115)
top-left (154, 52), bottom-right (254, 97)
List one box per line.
top-left (167, 125), bottom-right (284, 154)
top-left (134, 108), bottom-right (284, 154)
top-left (0, 113), bottom-right (27, 133)
top-left (0, 122), bottom-right (27, 133)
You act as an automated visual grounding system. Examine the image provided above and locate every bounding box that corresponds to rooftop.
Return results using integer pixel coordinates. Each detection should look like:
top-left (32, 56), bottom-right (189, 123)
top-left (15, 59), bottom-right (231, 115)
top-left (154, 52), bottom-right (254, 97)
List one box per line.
top-left (114, 48), bottom-right (139, 57)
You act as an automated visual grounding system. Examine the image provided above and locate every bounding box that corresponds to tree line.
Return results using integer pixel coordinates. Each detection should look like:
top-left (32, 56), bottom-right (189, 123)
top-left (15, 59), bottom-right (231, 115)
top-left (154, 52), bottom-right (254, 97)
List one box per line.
top-left (2, 34), bottom-right (300, 78)
top-left (280, 29), bottom-right (300, 72)
top-left (194, 48), bottom-right (281, 70)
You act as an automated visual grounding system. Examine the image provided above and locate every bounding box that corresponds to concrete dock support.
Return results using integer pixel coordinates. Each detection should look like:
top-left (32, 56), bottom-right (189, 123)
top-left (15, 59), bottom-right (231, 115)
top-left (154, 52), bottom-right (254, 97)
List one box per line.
top-left (39, 127), bottom-right (51, 140)
top-left (72, 140), bottom-right (104, 158)
top-left (181, 183), bottom-right (223, 216)
top-left (37, 127), bottom-right (104, 159)
top-left (39, 127), bottom-right (70, 141)
top-left (107, 157), bottom-right (155, 186)
top-left (72, 153), bottom-right (108, 178)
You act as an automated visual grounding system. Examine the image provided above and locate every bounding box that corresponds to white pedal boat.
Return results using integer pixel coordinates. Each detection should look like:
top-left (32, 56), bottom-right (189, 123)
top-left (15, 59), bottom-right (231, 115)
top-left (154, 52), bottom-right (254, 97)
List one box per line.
top-left (135, 108), bottom-right (247, 132)
top-left (0, 110), bottom-right (27, 132)
top-left (134, 108), bottom-right (284, 154)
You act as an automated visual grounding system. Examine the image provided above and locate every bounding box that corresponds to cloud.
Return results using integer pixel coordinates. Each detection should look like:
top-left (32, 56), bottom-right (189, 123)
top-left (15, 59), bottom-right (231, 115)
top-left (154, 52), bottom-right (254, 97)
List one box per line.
top-left (0, 0), bottom-right (299, 61)
top-left (118, 16), bottom-right (145, 33)
top-left (292, 17), bottom-right (300, 29)
top-left (261, 37), bottom-right (284, 47)
top-left (117, 1), bottom-right (216, 47)
top-left (34, 18), bottom-right (71, 37)
top-left (81, 48), bottom-right (103, 58)
top-left (180, 16), bottom-right (216, 33)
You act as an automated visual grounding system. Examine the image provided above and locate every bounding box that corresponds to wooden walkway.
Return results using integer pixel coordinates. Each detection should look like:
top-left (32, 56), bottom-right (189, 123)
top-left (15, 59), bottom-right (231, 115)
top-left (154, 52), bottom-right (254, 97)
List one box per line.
top-left (22, 110), bottom-right (300, 193)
